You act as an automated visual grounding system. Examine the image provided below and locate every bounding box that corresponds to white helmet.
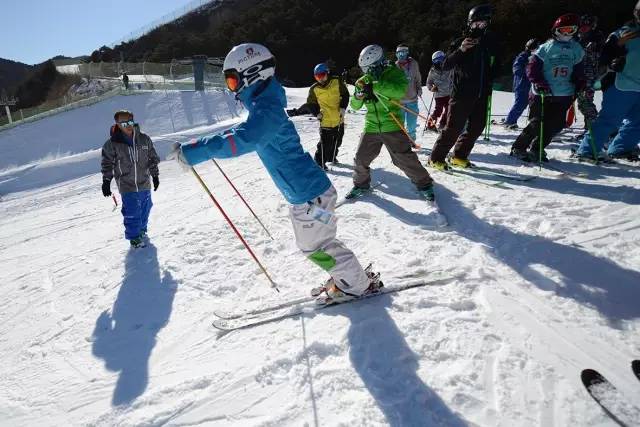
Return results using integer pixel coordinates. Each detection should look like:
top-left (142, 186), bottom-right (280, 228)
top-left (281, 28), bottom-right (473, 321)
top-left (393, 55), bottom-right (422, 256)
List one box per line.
top-left (223, 43), bottom-right (276, 93)
top-left (431, 51), bottom-right (446, 63)
top-left (358, 44), bottom-right (385, 73)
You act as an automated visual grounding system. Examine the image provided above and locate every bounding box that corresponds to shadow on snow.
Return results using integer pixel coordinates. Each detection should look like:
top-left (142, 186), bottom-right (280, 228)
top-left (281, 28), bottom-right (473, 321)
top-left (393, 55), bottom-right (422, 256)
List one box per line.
top-left (436, 185), bottom-right (640, 325)
top-left (91, 243), bottom-right (177, 406)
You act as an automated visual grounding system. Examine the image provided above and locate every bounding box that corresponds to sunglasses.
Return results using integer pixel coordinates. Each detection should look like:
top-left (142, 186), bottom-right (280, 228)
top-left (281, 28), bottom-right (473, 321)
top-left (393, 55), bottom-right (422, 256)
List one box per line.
top-left (556, 25), bottom-right (578, 36)
top-left (314, 72), bottom-right (328, 81)
top-left (118, 119), bottom-right (135, 128)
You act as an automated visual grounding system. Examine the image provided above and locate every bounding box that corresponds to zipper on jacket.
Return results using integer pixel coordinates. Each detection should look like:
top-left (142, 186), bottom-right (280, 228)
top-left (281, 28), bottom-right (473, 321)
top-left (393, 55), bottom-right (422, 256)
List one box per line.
top-left (117, 158), bottom-right (123, 191)
top-left (133, 133), bottom-right (139, 192)
top-left (372, 101), bottom-right (383, 134)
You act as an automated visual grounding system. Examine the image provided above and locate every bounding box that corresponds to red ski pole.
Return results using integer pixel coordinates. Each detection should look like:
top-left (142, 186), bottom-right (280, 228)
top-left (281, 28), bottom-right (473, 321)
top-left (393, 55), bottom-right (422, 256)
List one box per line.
top-left (211, 159), bottom-right (274, 240)
top-left (190, 166), bottom-right (279, 292)
top-left (111, 194), bottom-right (118, 211)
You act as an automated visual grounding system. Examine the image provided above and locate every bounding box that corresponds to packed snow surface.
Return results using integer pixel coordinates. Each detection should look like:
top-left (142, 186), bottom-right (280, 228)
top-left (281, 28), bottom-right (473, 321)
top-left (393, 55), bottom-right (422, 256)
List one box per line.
top-left (0, 87), bottom-right (639, 426)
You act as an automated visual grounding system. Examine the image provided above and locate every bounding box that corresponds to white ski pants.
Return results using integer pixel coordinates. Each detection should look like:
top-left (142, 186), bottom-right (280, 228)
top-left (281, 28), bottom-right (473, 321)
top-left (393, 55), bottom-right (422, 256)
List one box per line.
top-left (289, 186), bottom-right (369, 295)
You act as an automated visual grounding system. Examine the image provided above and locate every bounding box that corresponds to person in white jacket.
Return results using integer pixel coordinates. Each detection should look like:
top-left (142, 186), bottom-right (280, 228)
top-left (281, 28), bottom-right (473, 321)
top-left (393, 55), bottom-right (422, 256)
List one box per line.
top-left (395, 44), bottom-right (423, 143)
top-left (426, 51), bottom-right (453, 131)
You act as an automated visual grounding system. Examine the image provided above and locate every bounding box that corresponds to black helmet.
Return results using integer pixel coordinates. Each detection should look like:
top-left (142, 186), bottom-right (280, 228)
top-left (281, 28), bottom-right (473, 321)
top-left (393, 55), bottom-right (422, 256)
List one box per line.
top-left (525, 38), bottom-right (540, 51)
top-left (468, 4), bottom-right (493, 24)
top-left (580, 14), bottom-right (598, 30)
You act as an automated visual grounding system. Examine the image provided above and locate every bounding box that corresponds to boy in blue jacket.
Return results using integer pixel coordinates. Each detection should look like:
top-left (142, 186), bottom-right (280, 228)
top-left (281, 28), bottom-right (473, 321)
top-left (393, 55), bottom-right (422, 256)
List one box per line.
top-left (503, 38), bottom-right (539, 130)
top-left (169, 43), bottom-right (379, 303)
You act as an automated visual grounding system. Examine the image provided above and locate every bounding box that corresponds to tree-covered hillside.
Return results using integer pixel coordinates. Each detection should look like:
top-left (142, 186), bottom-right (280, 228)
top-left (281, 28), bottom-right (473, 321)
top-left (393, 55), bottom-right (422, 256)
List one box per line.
top-left (96, 0), bottom-right (633, 86)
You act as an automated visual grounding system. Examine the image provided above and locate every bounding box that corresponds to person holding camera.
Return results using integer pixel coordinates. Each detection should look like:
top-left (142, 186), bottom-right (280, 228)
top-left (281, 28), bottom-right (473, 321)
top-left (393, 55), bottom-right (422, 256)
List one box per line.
top-left (427, 4), bottom-right (500, 170)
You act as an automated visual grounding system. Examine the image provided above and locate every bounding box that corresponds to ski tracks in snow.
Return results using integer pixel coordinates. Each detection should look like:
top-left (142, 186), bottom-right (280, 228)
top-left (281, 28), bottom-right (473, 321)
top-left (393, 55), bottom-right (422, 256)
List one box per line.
top-left (1, 88), bottom-right (639, 425)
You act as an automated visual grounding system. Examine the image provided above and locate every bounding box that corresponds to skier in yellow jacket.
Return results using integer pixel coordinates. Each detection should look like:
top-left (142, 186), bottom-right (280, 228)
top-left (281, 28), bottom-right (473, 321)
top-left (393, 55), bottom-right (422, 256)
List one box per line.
top-left (287, 63), bottom-right (350, 169)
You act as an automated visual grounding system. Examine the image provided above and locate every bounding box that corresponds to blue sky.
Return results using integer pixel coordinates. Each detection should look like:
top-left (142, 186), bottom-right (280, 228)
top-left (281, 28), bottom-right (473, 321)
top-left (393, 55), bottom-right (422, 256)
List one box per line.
top-left (1, 0), bottom-right (198, 65)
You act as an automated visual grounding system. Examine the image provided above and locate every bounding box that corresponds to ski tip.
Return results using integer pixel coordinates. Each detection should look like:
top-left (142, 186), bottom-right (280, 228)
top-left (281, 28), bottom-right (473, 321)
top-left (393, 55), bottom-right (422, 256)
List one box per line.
top-left (581, 368), bottom-right (606, 387)
top-left (212, 319), bottom-right (231, 330)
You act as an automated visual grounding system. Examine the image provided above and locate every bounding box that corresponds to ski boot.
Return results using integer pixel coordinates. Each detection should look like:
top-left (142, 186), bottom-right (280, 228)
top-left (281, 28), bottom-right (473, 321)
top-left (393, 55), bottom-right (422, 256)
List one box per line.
top-left (448, 156), bottom-right (473, 169)
top-left (529, 149), bottom-right (549, 162)
top-left (312, 264), bottom-right (383, 304)
top-left (130, 237), bottom-right (146, 249)
top-left (609, 147), bottom-right (640, 162)
top-left (345, 186), bottom-right (371, 199)
top-left (509, 147), bottom-right (531, 162)
top-left (427, 158), bottom-right (449, 171)
top-left (417, 184), bottom-right (435, 202)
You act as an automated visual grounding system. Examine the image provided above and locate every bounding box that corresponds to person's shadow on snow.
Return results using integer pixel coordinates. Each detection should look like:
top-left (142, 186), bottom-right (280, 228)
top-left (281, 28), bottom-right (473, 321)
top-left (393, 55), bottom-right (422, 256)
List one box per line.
top-left (91, 243), bottom-right (177, 406)
top-left (327, 296), bottom-right (468, 427)
top-left (436, 185), bottom-right (640, 324)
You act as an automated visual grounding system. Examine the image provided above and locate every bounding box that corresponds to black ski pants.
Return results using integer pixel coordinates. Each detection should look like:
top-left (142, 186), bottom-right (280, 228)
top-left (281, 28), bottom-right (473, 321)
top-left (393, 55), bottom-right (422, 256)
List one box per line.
top-left (512, 95), bottom-right (573, 153)
top-left (430, 94), bottom-right (490, 162)
top-left (314, 124), bottom-right (344, 167)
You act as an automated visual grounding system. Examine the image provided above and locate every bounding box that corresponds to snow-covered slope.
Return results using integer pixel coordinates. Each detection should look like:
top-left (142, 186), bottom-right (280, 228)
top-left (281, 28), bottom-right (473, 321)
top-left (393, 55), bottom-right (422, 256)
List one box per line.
top-left (0, 90), bottom-right (239, 195)
top-left (0, 88), bottom-right (639, 426)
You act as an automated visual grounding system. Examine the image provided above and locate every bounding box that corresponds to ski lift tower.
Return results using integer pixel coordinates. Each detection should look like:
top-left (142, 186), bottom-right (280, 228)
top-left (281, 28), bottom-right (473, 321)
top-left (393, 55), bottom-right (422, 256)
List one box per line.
top-left (0, 90), bottom-right (18, 124)
top-left (175, 55), bottom-right (224, 91)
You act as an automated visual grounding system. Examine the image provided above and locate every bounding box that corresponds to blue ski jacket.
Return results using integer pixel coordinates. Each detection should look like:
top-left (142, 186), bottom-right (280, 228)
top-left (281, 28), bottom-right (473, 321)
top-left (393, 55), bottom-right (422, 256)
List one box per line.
top-left (181, 78), bottom-right (331, 205)
top-left (512, 51), bottom-right (532, 94)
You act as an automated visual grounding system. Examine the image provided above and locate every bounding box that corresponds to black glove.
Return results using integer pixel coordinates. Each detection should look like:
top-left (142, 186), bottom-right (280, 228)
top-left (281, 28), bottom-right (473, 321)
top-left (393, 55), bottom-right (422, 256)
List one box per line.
top-left (153, 176), bottom-right (159, 191)
top-left (611, 56), bottom-right (626, 72)
top-left (102, 179), bottom-right (112, 197)
top-left (362, 83), bottom-right (377, 102)
top-left (286, 108), bottom-right (299, 117)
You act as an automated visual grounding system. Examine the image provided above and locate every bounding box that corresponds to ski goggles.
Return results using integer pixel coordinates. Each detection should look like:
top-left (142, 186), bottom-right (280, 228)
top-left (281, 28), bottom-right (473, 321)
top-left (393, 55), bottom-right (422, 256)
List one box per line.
top-left (117, 119), bottom-right (135, 128)
top-left (556, 25), bottom-right (578, 36)
top-left (224, 57), bottom-right (276, 93)
top-left (396, 49), bottom-right (409, 60)
top-left (224, 71), bottom-right (241, 92)
top-left (470, 20), bottom-right (489, 29)
top-left (314, 71), bottom-right (328, 81)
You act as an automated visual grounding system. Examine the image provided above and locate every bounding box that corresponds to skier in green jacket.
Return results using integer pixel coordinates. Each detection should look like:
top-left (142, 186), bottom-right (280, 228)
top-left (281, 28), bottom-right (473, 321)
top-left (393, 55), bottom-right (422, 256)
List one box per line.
top-left (348, 44), bottom-right (435, 201)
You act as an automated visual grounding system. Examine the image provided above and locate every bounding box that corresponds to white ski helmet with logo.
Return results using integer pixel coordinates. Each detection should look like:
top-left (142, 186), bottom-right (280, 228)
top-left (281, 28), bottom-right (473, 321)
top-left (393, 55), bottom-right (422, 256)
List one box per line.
top-left (358, 44), bottom-right (385, 73)
top-left (223, 43), bottom-right (276, 93)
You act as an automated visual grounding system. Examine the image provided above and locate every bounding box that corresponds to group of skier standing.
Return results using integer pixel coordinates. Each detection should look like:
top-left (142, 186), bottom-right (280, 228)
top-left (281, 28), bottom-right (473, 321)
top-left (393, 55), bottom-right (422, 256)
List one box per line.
top-left (100, 2), bottom-right (640, 304)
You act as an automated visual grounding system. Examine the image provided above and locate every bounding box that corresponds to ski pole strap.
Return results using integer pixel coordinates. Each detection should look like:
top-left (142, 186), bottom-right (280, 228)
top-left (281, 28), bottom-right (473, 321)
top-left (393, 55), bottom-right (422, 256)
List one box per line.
top-left (190, 166), bottom-right (280, 292)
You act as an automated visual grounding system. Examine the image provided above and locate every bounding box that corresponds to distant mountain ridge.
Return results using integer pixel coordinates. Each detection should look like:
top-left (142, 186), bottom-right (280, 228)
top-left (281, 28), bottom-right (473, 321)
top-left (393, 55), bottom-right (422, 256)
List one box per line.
top-left (0, 58), bottom-right (33, 95)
